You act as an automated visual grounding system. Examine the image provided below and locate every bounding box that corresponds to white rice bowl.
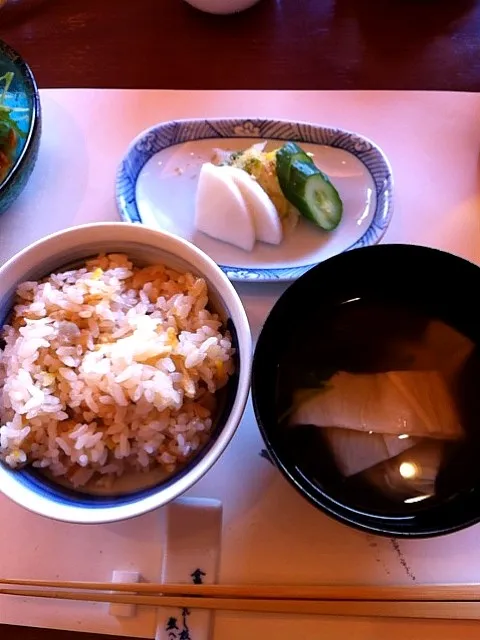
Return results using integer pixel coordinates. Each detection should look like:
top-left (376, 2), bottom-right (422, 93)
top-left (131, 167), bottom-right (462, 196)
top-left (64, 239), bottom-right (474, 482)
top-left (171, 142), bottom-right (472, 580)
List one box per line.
top-left (0, 252), bottom-right (236, 492)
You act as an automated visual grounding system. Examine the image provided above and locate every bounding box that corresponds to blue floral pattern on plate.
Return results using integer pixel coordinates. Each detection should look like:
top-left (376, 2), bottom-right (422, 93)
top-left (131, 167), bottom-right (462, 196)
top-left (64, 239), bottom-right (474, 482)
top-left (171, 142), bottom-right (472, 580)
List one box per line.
top-left (116, 118), bottom-right (393, 282)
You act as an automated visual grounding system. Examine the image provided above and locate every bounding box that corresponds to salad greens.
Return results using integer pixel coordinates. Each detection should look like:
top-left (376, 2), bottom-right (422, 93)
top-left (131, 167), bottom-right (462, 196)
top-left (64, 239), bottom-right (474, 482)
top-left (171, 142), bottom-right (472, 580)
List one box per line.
top-left (0, 72), bottom-right (27, 182)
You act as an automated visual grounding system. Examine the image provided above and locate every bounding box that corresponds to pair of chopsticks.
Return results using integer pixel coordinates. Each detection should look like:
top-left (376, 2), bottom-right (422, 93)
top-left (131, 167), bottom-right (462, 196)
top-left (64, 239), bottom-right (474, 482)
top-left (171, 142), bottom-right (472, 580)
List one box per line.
top-left (2, 578), bottom-right (480, 620)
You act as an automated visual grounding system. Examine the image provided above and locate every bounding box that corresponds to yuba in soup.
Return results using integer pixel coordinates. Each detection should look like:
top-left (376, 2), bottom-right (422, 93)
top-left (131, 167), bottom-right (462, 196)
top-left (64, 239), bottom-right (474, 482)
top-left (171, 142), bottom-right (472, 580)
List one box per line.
top-left (278, 300), bottom-right (480, 512)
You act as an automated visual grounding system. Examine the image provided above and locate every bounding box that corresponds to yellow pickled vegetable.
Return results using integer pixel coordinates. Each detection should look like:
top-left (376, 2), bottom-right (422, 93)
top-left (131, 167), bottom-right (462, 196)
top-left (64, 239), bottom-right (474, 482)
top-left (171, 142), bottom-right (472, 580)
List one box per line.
top-left (214, 143), bottom-right (300, 232)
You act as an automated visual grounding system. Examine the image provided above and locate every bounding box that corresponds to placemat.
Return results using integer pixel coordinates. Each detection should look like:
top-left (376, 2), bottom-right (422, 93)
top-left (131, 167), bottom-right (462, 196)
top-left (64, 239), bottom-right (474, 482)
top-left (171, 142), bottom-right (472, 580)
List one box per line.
top-left (1, 90), bottom-right (480, 639)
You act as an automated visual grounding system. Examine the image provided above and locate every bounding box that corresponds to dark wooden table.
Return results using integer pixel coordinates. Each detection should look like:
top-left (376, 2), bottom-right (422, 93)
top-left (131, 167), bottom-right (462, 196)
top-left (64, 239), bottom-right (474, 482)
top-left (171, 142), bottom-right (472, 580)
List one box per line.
top-left (1, 0), bottom-right (480, 637)
top-left (1, 0), bottom-right (480, 90)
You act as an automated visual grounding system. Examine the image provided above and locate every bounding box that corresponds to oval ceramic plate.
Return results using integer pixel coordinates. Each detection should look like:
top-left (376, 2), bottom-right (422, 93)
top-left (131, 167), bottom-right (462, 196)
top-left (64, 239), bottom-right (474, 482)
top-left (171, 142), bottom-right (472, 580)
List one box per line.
top-left (116, 118), bottom-right (393, 282)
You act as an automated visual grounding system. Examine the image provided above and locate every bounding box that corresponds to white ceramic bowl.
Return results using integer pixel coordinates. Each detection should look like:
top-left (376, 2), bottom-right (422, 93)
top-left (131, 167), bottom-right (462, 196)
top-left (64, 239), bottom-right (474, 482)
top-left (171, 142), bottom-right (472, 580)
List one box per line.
top-left (182, 0), bottom-right (262, 15)
top-left (0, 222), bottom-right (252, 523)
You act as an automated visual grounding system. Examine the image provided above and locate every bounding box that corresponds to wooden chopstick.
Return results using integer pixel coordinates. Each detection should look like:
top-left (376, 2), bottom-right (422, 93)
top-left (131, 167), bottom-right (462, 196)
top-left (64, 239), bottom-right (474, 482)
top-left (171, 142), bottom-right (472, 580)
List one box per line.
top-left (1, 586), bottom-right (480, 620)
top-left (2, 578), bottom-right (480, 602)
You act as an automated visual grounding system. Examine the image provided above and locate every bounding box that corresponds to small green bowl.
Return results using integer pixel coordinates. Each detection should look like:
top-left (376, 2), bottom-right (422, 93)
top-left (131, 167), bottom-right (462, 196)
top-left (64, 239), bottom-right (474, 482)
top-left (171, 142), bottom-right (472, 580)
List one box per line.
top-left (0, 40), bottom-right (41, 214)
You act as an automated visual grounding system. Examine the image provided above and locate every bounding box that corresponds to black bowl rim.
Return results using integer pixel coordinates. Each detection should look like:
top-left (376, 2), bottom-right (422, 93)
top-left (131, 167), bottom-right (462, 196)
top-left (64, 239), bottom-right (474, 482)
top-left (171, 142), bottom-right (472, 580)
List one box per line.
top-left (252, 243), bottom-right (480, 539)
top-left (0, 39), bottom-right (40, 192)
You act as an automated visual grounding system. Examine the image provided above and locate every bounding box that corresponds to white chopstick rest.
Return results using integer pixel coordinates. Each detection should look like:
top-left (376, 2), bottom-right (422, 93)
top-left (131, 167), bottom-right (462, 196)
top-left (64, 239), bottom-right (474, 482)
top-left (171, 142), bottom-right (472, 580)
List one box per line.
top-left (156, 497), bottom-right (223, 640)
top-left (109, 570), bottom-right (141, 617)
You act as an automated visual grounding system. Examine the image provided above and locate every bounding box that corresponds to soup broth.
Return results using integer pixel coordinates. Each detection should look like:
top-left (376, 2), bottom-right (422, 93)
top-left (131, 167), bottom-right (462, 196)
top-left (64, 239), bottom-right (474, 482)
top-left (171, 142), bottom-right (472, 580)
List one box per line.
top-left (277, 299), bottom-right (480, 514)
